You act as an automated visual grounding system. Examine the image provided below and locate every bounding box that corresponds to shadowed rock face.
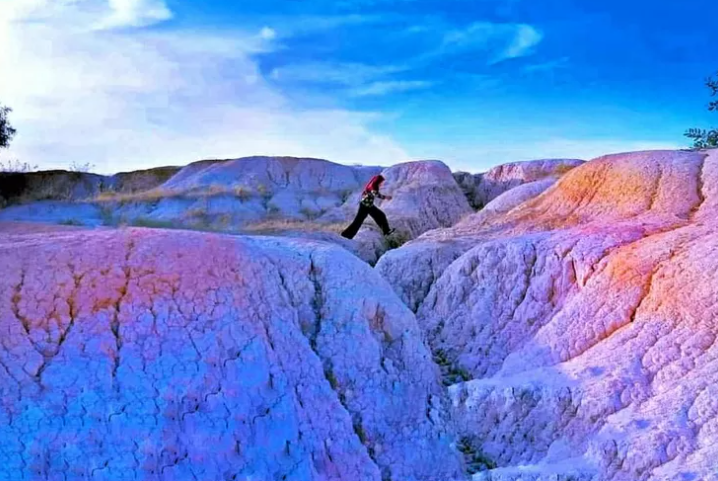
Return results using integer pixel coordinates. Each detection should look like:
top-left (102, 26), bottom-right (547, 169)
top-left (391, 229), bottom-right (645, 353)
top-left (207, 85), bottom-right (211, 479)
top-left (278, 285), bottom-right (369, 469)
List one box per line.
top-left (0, 228), bottom-right (464, 481)
top-left (111, 166), bottom-right (182, 193)
top-left (454, 158), bottom-right (584, 209)
top-left (0, 170), bottom-right (107, 206)
top-left (378, 149), bottom-right (718, 480)
top-left (0, 167), bottom-right (181, 207)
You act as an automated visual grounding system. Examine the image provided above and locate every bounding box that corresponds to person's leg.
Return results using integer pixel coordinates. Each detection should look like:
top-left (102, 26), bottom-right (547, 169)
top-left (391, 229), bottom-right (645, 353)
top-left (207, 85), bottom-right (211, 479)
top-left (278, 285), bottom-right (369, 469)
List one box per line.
top-left (341, 205), bottom-right (369, 239)
top-left (368, 206), bottom-right (392, 235)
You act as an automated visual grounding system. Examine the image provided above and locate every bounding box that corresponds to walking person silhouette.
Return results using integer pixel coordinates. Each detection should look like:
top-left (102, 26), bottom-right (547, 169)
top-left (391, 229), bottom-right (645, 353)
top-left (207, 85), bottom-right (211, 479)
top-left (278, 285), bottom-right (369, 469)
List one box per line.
top-left (341, 174), bottom-right (395, 239)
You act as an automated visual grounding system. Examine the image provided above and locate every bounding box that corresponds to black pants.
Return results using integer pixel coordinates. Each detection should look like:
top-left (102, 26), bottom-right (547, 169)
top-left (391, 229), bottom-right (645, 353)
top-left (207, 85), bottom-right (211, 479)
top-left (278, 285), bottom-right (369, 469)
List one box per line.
top-left (341, 204), bottom-right (391, 239)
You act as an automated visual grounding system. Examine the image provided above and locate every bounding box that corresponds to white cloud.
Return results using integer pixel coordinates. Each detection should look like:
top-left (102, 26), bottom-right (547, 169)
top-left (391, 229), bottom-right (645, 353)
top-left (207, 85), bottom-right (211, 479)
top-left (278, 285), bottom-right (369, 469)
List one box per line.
top-left (259, 26), bottom-right (276, 40)
top-left (0, 1), bottom-right (410, 173)
top-left (501, 24), bottom-right (543, 61)
top-left (438, 22), bottom-right (543, 64)
top-left (97, 0), bottom-right (172, 29)
top-left (270, 62), bottom-right (408, 86)
top-left (351, 80), bottom-right (433, 97)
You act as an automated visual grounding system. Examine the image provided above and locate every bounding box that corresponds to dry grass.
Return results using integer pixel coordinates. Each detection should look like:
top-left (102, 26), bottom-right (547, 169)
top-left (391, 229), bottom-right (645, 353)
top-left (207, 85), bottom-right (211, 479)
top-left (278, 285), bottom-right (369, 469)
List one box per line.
top-left (184, 206), bottom-right (208, 219)
top-left (241, 219), bottom-right (345, 235)
top-left (299, 206), bottom-right (328, 220)
top-left (233, 186), bottom-right (252, 201)
top-left (206, 184), bottom-right (227, 196)
top-left (95, 188), bottom-right (174, 203)
top-left (95, 183), bottom-right (265, 204)
top-left (551, 163), bottom-right (580, 176)
top-left (0, 160), bottom-right (38, 173)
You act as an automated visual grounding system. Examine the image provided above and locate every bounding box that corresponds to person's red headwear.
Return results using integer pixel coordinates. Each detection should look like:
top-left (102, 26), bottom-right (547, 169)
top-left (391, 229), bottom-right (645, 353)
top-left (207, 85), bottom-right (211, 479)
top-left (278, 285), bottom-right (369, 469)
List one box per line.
top-left (364, 174), bottom-right (384, 193)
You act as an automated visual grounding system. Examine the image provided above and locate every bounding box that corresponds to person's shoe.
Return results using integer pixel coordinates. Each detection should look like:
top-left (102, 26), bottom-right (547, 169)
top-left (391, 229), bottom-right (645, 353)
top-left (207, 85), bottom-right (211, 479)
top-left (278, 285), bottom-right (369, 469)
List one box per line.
top-left (384, 228), bottom-right (395, 236)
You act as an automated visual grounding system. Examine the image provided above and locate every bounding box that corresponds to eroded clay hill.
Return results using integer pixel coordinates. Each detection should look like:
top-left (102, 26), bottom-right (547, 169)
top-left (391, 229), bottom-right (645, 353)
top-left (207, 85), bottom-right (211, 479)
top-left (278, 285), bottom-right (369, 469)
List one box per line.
top-left (377, 149), bottom-right (718, 480)
top-left (0, 157), bottom-right (470, 264)
top-left (453, 158), bottom-right (584, 209)
top-left (0, 228), bottom-right (464, 480)
top-left (4, 149), bottom-right (715, 480)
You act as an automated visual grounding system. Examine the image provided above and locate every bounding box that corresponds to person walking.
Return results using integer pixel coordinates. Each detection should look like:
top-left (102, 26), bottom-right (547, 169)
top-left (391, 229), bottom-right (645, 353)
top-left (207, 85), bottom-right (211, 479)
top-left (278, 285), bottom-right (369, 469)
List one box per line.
top-left (341, 174), bottom-right (395, 239)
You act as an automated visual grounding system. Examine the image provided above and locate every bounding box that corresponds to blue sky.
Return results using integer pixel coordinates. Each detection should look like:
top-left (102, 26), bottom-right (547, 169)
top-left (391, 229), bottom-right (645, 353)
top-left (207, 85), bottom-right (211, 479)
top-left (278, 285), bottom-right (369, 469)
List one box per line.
top-left (1, 0), bottom-right (716, 173)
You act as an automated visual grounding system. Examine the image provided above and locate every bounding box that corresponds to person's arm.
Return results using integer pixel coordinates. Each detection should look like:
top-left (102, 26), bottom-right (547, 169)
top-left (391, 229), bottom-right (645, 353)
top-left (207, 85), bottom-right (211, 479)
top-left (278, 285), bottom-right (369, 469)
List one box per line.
top-left (374, 189), bottom-right (392, 201)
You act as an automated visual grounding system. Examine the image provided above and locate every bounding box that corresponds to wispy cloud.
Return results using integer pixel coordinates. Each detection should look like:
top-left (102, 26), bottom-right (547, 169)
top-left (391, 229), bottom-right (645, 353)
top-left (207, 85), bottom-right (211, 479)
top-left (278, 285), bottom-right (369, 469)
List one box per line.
top-left (97, 0), bottom-right (172, 29)
top-left (0, 1), bottom-right (410, 172)
top-left (438, 21), bottom-right (543, 64)
top-left (260, 26), bottom-right (276, 40)
top-left (268, 61), bottom-right (435, 97)
top-left (262, 18), bottom-right (542, 101)
top-left (524, 56), bottom-right (570, 73)
top-left (270, 62), bottom-right (409, 86)
top-left (502, 24), bottom-right (543, 61)
top-left (249, 13), bottom-right (383, 41)
top-left (351, 80), bottom-right (434, 97)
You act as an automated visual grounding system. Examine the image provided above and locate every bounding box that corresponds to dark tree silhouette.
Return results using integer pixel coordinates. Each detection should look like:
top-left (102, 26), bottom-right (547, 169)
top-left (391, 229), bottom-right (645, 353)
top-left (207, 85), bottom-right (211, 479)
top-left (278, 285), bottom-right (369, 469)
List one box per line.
top-left (0, 104), bottom-right (16, 149)
top-left (685, 73), bottom-right (718, 149)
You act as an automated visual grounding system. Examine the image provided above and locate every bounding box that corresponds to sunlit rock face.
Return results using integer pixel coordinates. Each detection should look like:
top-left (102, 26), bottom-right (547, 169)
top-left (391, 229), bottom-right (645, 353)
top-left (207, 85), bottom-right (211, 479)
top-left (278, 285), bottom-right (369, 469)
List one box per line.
top-left (379, 149), bottom-right (718, 480)
top-left (0, 228), bottom-right (464, 481)
top-left (380, 160), bottom-right (474, 238)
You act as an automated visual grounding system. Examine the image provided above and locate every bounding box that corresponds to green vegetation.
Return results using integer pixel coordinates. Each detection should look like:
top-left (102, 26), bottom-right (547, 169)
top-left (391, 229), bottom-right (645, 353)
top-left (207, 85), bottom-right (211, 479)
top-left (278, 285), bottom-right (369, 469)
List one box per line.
top-left (100, 206), bottom-right (116, 226)
top-left (129, 217), bottom-right (177, 229)
top-left (59, 218), bottom-right (84, 226)
top-left (433, 348), bottom-right (471, 386)
top-left (686, 71), bottom-right (718, 149)
top-left (457, 437), bottom-right (497, 474)
top-left (0, 104), bottom-right (15, 150)
top-left (385, 228), bottom-right (410, 250)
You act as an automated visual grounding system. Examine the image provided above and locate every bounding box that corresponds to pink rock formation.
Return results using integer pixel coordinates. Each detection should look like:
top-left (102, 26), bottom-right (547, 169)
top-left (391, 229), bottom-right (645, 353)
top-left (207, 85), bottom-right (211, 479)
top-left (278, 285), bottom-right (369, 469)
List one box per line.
top-left (0, 228), bottom-right (463, 480)
top-left (378, 149), bottom-right (718, 480)
top-left (326, 160), bottom-right (473, 262)
top-left (0, 157), bottom-right (470, 265)
top-left (381, 160), bottom-right (473, 238)
top-left (453, 158), bottom-right (584, 209)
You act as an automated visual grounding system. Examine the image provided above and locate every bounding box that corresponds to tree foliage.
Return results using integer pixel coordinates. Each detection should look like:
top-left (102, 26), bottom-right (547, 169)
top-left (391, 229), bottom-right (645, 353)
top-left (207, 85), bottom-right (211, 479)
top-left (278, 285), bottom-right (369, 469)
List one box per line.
top-left (0, 105), bottom-right (15, 149)
top-left (685, 73), bottom-right (718, 149)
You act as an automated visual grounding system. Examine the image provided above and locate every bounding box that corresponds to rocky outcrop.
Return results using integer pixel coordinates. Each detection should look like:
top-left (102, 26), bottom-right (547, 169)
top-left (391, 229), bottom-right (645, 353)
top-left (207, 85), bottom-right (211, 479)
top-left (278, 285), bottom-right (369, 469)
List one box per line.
top-left (381, 160), bottom-right (473, 238)
top-left (111, 166), bottom-right (181, 193)
top-left (0, 157), bottom-right (470, 265)
top-left (4, 148), bottom-right (718, 480)
top-left (0, 228), bottom-right (464, 480)
top-left (0, 170), bottom-right (107, 206)
top-left (378, 149), bottom-right (718, 480)
top-left (454, 158), bottom-right (584, 209)
top-left (322, 160), bottom-right (473, 258)
top-left (100, 157), bottom-right (381, 228)
top-left (0, 167), bottom-right (179, 207)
